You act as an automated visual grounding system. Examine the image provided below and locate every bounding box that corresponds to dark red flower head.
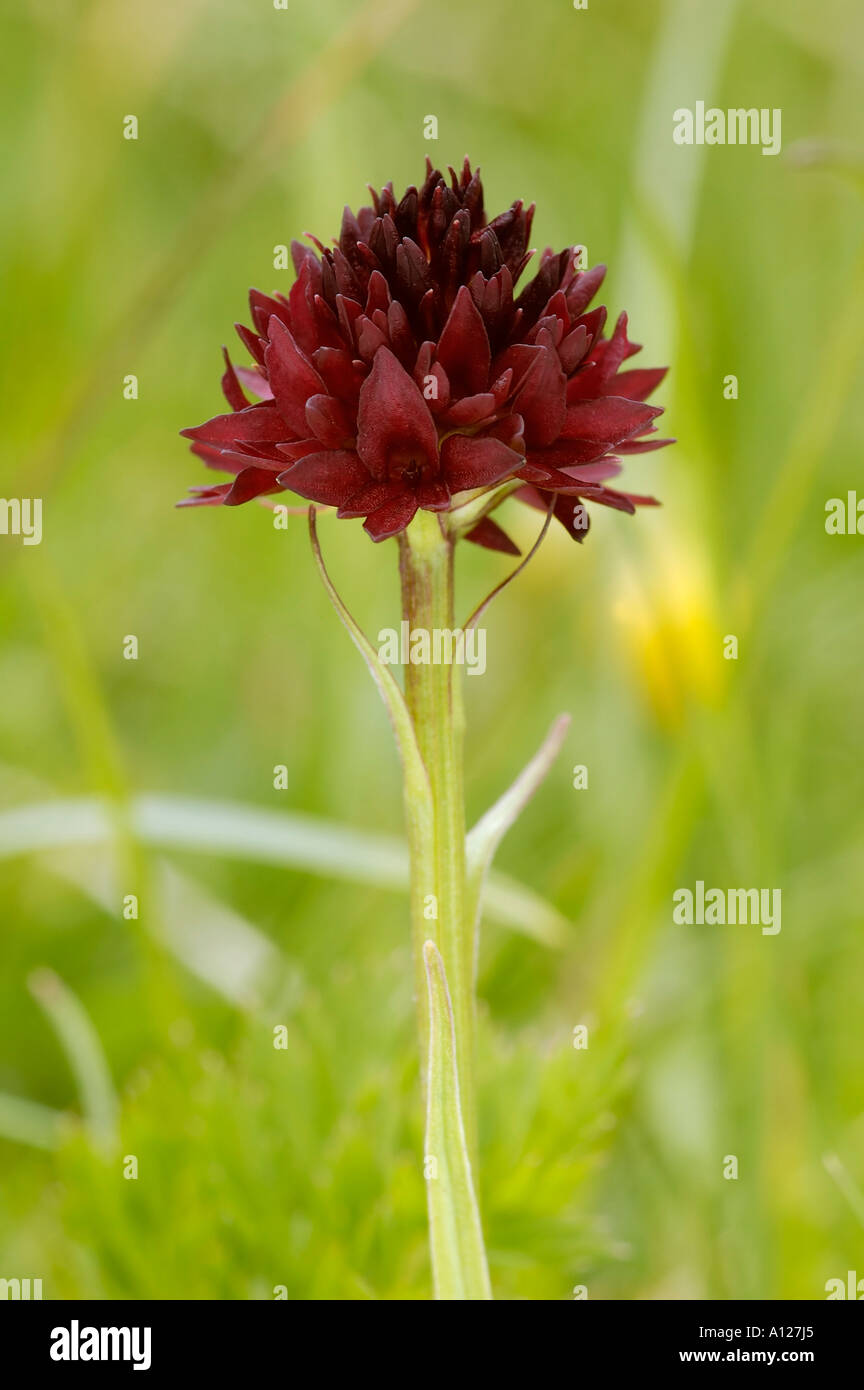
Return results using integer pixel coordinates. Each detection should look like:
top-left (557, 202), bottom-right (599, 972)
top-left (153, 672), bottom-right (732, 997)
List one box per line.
top-left (180, 159), bottom-right (672, 550)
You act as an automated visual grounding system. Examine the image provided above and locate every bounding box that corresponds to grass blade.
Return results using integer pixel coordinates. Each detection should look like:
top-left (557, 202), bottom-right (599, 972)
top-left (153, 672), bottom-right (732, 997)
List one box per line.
top-left (0, 1092), bottom-right (69, 1151)
top-left (0, 794), bottom-right (568, 947)
top-left (28, 969), bottom-right (118, 1156)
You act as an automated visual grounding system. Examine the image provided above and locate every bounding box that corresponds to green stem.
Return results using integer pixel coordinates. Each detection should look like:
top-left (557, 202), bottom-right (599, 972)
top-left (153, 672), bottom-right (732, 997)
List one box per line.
top-left (398, 509), bottom-right (488, 1296)
top-left (398, 514), bottom-right (472, 1120)
top-left (308, 505), bottom-right (488, 1296)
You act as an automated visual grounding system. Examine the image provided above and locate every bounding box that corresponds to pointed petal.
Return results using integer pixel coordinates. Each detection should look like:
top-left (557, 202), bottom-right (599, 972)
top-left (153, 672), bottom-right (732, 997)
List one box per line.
top-left (418, 480), bottom-right (451, 510)
top-left (435, 285), bottom-right (491, 394)
top-left (552, 493), bottom-right (592, 540)
top-left (287, 261), bottom-right (324, 357)
top-left (616, 435), bottom-right (675, 454)
top-left (356, 347), bottom-right (438, 481)
top-left (277, 449), bottom-right (370, 506)
top-left (221, 348), bottom-right (250, 410)
top-left (558, 325), bottom-right (589, 374)
top-left (224, 466), bottom-right (284, 506)
top-left (513, 343), bottom-right (567, 446)
top-left (304, 394), bottom-right (354, 448)
top-left (337, 480), bottom-right (399, 519)
top-left (557, 459), bottom-right (623, 482)
top-left (249, 289), bottom-right (289, 337)
top-left (188, 442), bottom-right (256, 476)
top-left (363, 490), bottom-right (419, 541)
top-left (571, 304), bottom-right (607, 352)
top-left (590, 485), bottom-right (660, 511)
top-left (566, 263), bottom-right (606, 316)
top-left (312, 347), bottom-right (366, 402)
top-left (607, 365), bottom-right (668, 401)
top-left (441, 393), bottom-right (497, 428)
top-left (180, 404), bottom-right (284, 446)
top-left (176, 484), bottom-right (233, 508)
top-left (265, 317), bottom-right (325, 436)
top-left (441, 435), bottom-right (523, 492)
top-left (235, 366), bottom-right (274, 400)
top-left (561, 396), bottom-right (664, 448)
top-left (464, 515), bottom-right (521, 555)
top-left (274, 437), bottom-right (324, 463)
top-left (235, 322), bottom-right (267, 365)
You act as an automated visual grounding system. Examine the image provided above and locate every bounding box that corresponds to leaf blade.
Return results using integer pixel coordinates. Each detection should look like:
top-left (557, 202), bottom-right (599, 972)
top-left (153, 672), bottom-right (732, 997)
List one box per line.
top-left (465, 714), bottom-right (571, 947)
top-left (423, 940), bottom-right (492, 1300)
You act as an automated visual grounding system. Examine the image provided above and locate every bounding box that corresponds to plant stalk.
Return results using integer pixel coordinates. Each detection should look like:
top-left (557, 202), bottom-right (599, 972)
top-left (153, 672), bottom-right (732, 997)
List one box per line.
top-left (398, 508), bottom-right (489, 1298)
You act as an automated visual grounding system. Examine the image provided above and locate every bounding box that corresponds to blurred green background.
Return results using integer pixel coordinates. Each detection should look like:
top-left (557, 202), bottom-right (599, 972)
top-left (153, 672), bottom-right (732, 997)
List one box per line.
top-left (1, 0), bottom-right (862, 1300)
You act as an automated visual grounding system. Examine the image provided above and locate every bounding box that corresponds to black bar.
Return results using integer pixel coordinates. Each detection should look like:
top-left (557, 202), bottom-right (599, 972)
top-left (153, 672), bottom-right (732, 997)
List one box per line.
top-left (2, 1298), bottom-right (859, 1374)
